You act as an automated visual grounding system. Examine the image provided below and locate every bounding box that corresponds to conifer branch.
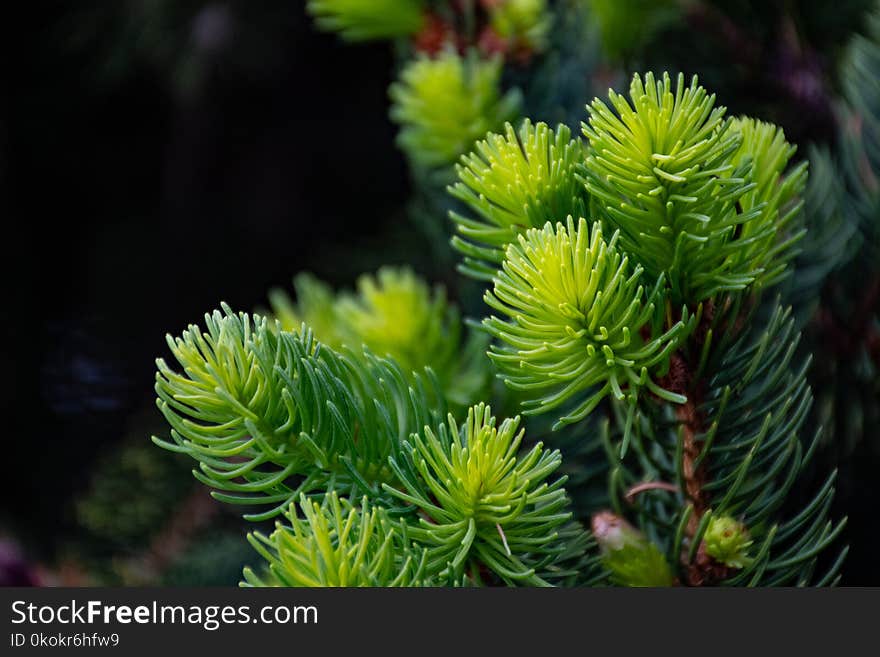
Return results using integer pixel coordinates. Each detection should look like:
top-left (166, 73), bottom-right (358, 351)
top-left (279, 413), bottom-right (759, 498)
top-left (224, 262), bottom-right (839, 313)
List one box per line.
top-left (148, 58), bottom-right (850, 586)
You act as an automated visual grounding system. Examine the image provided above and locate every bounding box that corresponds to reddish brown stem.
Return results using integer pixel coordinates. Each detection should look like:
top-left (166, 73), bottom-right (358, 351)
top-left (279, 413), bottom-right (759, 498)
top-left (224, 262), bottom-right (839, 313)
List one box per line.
top-left (678, 397), bottom-right (709, 529)
top-left (664, 350), bottom-right (722, 586)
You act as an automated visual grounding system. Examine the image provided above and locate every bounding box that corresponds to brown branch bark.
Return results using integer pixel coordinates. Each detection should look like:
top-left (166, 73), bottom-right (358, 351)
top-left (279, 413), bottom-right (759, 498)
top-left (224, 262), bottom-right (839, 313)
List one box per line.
top-left (664, 350), bottom-right (730, 586)
top-left (678, 394), bottom-right (709, 529)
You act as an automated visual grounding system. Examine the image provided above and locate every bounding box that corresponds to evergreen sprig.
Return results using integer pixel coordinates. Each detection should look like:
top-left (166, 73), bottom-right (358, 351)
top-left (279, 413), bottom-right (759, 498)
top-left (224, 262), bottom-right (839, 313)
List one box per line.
top-left (242, 492), bottom-right (434, 587)
top-left (153, 305), bottom-right (445, 520)
top-left (488, 0), bottom-right (551, 54)
top-left (306, 0), bottom-right (426, 42)
top-left (268, 273), bottom-right (342, 348)
top-left (449, 119), bottom-right (589, 280)
top-left (384, 403), bottom-right (591, 585)
top-left (335, 267), bottom-right (459, 381)
top-left (389, 51), bottom-right (522, 169)
top-left (267, 267), bottom-right (490, 410)
top-left (694, 305), bottom-right (847, 585)
top-left (581, 72), bottom-right (801, 304)
top-left (601, 302), bottom-right (847, 586)
top-left (483, 217), bottom-right (692, 429)
top-left (727, 117), bottom-right (808, 290)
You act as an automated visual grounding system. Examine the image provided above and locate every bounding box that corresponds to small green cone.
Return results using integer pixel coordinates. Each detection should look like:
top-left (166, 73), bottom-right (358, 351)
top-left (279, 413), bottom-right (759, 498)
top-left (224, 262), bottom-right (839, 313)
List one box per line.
top-left (703, 515), bottom-right (754, 569)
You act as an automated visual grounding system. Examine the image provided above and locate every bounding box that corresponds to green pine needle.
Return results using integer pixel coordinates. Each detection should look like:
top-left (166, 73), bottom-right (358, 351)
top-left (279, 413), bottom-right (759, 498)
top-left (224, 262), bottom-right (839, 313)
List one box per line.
top-left (581, 72), bottom-right (806, 304)
top-left (390, 51), bottom-right (522, 170)
top-left (306, 0), bottom-right (426, 42)
top-left (242, 492), bottom-right (434, 587)
top-left (384, 403), bottom-right (588, 585)
top-left (483, 217), bottom-right (692, 429)
top-left (449, 119), bottom-right (589, 280)
top-left (153, 305), bottom-right (445, 519)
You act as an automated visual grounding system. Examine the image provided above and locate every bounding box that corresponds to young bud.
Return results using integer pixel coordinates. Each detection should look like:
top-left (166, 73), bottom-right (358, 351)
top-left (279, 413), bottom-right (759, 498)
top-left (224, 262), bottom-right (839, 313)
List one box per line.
top-left (389, 51), bottom-right (522, 169)
top-left (591, 511), bottom-right (674, 587)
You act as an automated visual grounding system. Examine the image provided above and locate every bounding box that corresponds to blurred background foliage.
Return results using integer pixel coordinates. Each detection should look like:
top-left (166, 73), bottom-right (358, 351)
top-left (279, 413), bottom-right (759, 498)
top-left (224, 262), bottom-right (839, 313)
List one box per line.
top-left (4, 0), bottom-right (879, 584)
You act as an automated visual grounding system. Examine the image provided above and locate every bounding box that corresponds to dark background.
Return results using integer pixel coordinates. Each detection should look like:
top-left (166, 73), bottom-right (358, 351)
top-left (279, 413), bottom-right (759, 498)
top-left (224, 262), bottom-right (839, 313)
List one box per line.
top-left (4, 2), bottom-right (424, 567)
top-left (3, 1), bottom-right (878, 584)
